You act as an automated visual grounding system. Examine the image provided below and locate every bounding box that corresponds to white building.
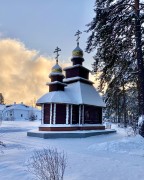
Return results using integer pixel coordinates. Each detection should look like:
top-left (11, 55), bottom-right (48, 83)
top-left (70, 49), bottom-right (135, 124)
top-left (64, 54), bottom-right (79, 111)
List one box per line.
top-left (0, 104), bottom-right (6, 121)
top-left (3, 103), bottom-right (41, 121)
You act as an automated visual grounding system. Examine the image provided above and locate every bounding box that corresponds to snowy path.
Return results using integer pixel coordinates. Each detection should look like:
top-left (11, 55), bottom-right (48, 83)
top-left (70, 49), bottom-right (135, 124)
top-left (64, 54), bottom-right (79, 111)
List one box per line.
top-left (0, 121), bottom-right (144, 180)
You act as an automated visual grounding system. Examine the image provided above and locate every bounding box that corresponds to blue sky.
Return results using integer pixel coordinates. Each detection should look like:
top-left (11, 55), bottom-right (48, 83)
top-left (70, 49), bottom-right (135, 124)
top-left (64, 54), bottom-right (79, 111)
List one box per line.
top-left (0, 0), bottom-right (95, 68)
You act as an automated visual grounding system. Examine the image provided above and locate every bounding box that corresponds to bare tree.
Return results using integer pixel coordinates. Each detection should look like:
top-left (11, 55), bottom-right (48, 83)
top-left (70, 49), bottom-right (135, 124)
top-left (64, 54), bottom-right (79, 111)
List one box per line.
top-left (26, 148), bottom-right (67, 180)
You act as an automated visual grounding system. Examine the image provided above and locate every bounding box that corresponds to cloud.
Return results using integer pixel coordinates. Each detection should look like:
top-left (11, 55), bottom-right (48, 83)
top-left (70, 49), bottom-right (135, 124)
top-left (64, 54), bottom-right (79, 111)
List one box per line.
top-left (0, 38), bottom-right (66, 105)
top-left (0, 38), bottom-right (96, 106)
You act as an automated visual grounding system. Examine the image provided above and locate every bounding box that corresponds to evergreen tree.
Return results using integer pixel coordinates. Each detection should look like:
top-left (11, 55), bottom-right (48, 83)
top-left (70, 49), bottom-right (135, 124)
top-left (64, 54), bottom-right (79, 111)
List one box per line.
top-left (86, 0), bottom-right (144, 126)
top-left (0, 93), bottom-right (4, 105)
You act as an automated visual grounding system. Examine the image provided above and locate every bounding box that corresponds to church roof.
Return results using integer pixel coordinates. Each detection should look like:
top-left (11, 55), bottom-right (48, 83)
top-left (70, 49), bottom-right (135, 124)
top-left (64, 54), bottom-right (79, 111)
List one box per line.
top-left (37, 91), bottom-right (72, 104)
top-left (37, 81), bottom-right (105, 107)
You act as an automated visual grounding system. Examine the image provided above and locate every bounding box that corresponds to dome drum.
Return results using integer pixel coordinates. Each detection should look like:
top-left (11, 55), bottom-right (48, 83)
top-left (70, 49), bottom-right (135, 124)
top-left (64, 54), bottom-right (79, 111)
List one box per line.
top-left (50, 74), bottom-right (64, 82)
top-left (71, 57), bottom-right (84, 65)
top-left (71, 44), bottom-right (84, 65)
top-left (49, 83), bottom-right (65, 92)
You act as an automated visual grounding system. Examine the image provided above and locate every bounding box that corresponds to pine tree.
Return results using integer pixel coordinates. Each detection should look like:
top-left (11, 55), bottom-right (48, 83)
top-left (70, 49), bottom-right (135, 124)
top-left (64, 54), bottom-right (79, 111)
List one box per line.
top-left (0, 93), bottom-right (4, 105)
top-left (86, 0), bottom-right (144, 126)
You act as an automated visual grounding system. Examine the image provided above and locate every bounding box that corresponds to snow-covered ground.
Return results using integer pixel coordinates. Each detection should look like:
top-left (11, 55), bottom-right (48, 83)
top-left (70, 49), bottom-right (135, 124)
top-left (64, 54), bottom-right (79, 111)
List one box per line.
top-left (0, 121), bottom-right (144, 180)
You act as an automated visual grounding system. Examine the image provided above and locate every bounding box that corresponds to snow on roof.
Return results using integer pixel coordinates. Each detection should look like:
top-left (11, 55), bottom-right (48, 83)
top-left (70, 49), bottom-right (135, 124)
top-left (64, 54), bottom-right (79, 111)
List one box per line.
top-left (63, 76), bottom-right (94, 84)
top-left (4, 104), bottom-right (40, 111)
top-left (49, 72), bottom-right (64, 78)
top-left (37, 91), bottom-right (73, 104)
top-left (66, 81), bottom-right (106, 107)
top-left (47, 81), bottom-right (67, 86)
top-left (5, 104), bottom-right (29, 110)
top-left (37, 81), bottom-right (106, 107)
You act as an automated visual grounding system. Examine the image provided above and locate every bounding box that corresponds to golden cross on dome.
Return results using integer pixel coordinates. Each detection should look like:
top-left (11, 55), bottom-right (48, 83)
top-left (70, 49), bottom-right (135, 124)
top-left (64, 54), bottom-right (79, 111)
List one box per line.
top-left (54, 46), bottom-right (61, 63)
top-left (75, 30), bottom-right (82, 45)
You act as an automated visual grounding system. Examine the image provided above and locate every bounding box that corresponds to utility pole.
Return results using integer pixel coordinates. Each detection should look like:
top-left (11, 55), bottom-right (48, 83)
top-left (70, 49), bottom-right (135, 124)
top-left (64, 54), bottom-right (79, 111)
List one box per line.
top-left (134, 0), bottom-right (144, 116)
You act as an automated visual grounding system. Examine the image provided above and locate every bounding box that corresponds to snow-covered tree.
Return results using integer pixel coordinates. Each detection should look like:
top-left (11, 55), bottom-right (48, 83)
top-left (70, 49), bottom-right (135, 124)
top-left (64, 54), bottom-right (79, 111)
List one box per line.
top-left (86, 0), bottom-right (144, 127)
top-left (138, 116), bottom-right (144, 137)
top-left (0, 93), bottom-right (4, 105)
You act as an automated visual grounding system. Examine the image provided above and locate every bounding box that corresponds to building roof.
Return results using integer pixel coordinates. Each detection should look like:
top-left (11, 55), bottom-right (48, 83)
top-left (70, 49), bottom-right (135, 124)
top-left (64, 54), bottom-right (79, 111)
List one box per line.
top-left (4, 103), bottom-right (40, 111)
top-left (37, 81), bottom-right (106, 107)
top-left (37, 91), bottom-right (73, 105)
top-left (63, 76), bottom-right (93, 84)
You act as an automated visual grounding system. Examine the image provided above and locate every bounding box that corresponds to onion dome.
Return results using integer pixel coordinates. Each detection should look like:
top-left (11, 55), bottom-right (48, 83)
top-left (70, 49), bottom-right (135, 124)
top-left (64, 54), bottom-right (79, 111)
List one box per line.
top-left (49, 62), bottom-right (63, 78)
top-left (72, 43), bottom-right (83, 58)
top-left (71, 30), bottom-right (84, 65)
top-left (71, 43), bottom-right (84, 65)
top-left (52, 63), bottom-right (62, 73)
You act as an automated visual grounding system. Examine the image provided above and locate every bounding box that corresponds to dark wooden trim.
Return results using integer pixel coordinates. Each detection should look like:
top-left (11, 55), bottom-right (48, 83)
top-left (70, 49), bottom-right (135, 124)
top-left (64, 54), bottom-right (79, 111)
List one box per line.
top-left (68, 105), bottom-right (71, 124)
top-left (84, 105), bottom-right (102, 124)
top-left (71, 57), bottom-right (84, 65)
top-left (55, 104), bottom-right (66, 124)
top-left (65, 78), bottom-right (93, 85)
top-left (72, 105), bottom-right (79, 124)
top-left (39, 125), bottom-right (105, 131)
top-left (50, 75), bottom-right (63, 82)
top-left (43, 104), bottom-right (50, 124)
top-left (65, 66), bottom-right (89, 80)
top-left (49, 84), bottom-right (65, 92)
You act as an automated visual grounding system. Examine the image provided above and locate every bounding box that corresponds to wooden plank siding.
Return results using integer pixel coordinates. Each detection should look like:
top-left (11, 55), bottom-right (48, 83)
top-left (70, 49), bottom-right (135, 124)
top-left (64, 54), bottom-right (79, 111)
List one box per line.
top-left (43, 104), bottom-right (102, 125)
top-left (49, 84), bottom-right (65, 92)
top-left (84, 105), bottom-right (102, 124)
top-left (44, 104), bottom-right (50, 124)
top-left (65, 66), bottom-right (89, 80)
top-left (50, 75), bottom-right (63, 82)
top-left (55, 104), bottom-right (66, 124)
top-left (72, 105), bottom-right (79, 124)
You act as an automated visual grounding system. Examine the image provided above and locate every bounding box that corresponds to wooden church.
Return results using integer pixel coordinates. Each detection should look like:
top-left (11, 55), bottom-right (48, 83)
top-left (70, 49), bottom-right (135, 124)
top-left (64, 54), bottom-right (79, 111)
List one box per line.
top-left (37, 31), bottom-right (106, 131)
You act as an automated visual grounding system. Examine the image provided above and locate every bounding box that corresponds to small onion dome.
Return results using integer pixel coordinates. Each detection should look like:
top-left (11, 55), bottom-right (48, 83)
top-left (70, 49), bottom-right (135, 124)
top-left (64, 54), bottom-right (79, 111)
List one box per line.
top-left (72, 43), bottom-right (83, 58)
top-left (52, 63), bottom-right (62, 73)
top-left (49, 63), bottom-right (64, 78)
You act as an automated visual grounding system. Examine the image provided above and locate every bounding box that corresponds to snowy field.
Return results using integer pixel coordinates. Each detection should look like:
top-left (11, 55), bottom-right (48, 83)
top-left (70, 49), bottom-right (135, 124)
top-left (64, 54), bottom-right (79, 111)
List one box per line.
top-left (0, 121), bottom-right (144, 180)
